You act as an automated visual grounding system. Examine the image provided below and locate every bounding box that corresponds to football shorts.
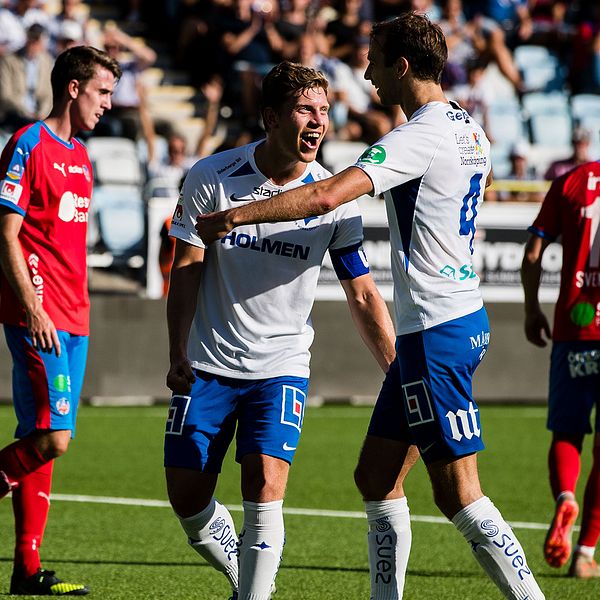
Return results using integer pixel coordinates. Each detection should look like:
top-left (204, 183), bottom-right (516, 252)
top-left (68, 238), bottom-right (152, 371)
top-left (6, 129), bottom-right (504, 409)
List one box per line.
top-left (4, 324), bottom-right (88, 438)
top-left (367, 306), bottom-right (489, 463)
top-left (548, 341), bottom-right (600, 434)
top-left (164, 370), bottom-right (309, 472)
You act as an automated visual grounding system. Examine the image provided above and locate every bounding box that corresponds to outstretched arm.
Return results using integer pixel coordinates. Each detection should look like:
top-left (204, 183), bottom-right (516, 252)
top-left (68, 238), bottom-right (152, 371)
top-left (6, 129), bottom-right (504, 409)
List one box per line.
top-left (521, 233), bottom-right (552, 347)
top-left (195, 166), bottom-right (373, 244)
top-left (340, 274), bottom-right (396, 373)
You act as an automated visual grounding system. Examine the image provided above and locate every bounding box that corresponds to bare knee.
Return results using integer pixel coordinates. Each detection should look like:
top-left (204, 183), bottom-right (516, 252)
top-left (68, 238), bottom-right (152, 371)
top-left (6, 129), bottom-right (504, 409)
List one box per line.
top-left (354, 460), bottom-right (398, 500)
top-left (33, 430), bottom-right (71, 460)
top-left (165, 467), bottom-right (217, 518)
top-left (241, 454), bottom-right (289, 502)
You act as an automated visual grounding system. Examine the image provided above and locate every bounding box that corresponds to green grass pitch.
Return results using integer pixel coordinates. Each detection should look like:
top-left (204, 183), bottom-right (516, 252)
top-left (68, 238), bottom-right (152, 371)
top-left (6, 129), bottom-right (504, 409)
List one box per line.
top-left (0, 404), bottom-right (599, 599)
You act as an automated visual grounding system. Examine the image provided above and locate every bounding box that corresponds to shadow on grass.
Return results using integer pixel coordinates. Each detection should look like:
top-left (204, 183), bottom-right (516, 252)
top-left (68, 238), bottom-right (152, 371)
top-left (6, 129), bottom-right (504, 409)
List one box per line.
top-left (0, 556), bottom-right (481, 578)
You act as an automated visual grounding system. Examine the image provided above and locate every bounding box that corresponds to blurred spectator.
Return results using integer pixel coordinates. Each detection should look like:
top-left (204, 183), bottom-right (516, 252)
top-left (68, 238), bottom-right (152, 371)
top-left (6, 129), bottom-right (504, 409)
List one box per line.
top-left (48, 0), bottom-right (89, 54)
top-left (450, 57), bottom-right (492, 136)
top-left (468, 0), bottom-right (530, 47)
top-left (544, 127), bottom-right (593, 181)
top-left (0, 1), bottom-right (26, 55)
top-left (274, 0), bottom-right (315, 61)
top-left (51, 19), bottom-right (83, 56)
top-left (0, 23), bottom-right (52, 132)
top-left (499, 141), bottom-right (544, 202)
top-left (324, 0), bottom-right (371, 62)
top-left (95, 24), bottom-right (156, 155)
top-left (411, 0), bottom-right (441, 21)
top-left (438, 0), bottom-right (522, 91)
top-left (175, 0), bottom-right (222, 86)
top-left (373, 0), bottom-right (411, 22)
top-left (148, 76), bottom-right (224, 185)
top-left (217, 0), bottom-right (281, 125)
top-left (332, 34), bottom-right (397, 144)
top-left (10, 0), bottom-right (51, 31)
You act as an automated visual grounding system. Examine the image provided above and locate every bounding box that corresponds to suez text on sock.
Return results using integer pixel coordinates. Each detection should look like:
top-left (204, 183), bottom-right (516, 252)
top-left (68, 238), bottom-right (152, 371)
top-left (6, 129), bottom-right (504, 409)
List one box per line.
top-left (479, 519), bottom-right (532, 581)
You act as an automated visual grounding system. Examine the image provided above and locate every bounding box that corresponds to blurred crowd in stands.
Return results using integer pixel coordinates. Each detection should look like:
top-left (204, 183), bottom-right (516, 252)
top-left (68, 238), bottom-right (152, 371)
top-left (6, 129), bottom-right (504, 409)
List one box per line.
top-left (0, 0), bottom-right (599, 291)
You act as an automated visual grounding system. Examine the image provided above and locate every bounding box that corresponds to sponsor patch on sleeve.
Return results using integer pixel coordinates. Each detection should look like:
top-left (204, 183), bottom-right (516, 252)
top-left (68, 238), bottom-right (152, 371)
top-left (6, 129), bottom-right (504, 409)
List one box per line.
top-left (0, 180), bottom-right (23, 204)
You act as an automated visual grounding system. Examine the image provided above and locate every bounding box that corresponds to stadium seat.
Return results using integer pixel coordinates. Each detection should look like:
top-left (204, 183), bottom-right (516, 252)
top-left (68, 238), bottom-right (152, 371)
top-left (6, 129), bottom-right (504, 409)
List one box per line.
top-left (89, 184), bottom-right (145, 263)
top-left (487, 101), bottom-right (525, 146)
top-left (522, 92), bottom-right (569, 117)
top-left (514, 46), bottom-right (563, 92)
top-left (490, 143), bottom-right (512, 179)
top-left (530, 113), bottom-right (572, 146)
top-left (571, 94), bottom-right (600, 120)
top-left (86, 137), bottom-right (143, 185)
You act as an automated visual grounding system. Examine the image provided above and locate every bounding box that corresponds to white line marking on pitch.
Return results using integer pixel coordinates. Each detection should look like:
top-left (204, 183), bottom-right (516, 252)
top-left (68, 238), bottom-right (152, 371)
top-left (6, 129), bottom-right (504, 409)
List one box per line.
top-left (50, 493), bottom-right (558, 531)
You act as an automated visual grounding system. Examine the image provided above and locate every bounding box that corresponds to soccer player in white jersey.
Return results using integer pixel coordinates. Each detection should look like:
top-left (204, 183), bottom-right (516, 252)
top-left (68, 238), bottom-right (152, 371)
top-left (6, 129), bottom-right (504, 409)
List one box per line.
top-left (196, 12), bottom-right (546, 600)
top-left (164, 61), bottom-right (397, 600)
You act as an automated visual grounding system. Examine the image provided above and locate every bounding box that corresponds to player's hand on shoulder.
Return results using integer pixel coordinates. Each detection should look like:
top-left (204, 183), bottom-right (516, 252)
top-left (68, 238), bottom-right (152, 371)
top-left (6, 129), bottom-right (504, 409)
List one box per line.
top-left (195, 209), bottom-right (235, 245)
top-left (26, 305), bottom-right (61, 357)
top-left (166, 357), bottom-right (196, 394)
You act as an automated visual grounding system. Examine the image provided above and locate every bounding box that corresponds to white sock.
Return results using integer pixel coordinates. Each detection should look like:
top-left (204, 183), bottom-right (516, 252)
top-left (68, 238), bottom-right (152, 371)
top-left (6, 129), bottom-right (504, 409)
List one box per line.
top-left (365, 497), bottom-right (412, 600)
top-left (177, 497), bottom-right (239, 592)
top-left (452, 496), bottom-right (545, 600)
top-left (238, 500), bottom-right (284, 600)
top-left (574, 544), bottom-right (595, 559)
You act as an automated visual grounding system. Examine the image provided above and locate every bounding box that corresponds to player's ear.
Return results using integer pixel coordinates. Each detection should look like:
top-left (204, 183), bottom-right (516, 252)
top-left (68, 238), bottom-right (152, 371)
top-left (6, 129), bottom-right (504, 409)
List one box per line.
top-left (395, 57), bottom-right (409, 80)
top-left (67, 79), bottom-right (80, 100)
top-left (262, 106), bottom-right (278, 131)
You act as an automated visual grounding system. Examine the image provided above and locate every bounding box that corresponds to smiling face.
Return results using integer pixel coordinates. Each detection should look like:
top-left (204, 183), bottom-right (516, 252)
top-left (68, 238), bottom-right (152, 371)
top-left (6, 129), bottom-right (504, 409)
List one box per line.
top-left (269, 86), bottom-right (329, 164)
top-left (70, 65), bottom-right (115, 132)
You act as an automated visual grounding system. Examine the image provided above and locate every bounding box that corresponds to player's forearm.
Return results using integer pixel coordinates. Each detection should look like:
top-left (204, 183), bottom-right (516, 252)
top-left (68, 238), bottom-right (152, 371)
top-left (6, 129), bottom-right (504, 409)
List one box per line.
top-left (166, 265), bottom-right (201, 361)
top-left (231, 180), bottom-right (334, 227)
top-left (0, 233), bottom-right (42, 315)
top-left (520, 258), bottom-right (542, 314)
top-left (345, 283), bottom-right (396, 373)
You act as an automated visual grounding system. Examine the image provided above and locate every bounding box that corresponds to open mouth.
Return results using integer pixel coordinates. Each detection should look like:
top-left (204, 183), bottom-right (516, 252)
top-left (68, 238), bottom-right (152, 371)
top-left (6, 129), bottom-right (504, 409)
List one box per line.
top-left (301, 131), bottom-right (320, 150)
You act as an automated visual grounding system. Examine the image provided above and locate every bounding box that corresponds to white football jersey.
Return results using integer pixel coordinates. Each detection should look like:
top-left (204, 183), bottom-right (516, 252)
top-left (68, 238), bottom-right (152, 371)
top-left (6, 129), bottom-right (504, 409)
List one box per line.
top-left (355, 101), bottom-right (491, 335)
top-left (170, 140), bottom-right (366, 379)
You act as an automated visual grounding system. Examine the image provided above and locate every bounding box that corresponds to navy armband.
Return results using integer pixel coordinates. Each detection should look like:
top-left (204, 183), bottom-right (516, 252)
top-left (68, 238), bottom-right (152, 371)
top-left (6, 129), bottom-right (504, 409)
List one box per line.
top-left (329, 242), bottom-right (370, 280)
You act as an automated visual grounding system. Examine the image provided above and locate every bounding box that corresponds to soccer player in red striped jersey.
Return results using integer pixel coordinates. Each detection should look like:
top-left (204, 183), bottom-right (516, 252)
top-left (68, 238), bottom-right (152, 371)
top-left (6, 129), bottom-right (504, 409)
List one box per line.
top-left (522, 159), bottom-right (600, 578)
top-left (0, 46), bottom-right (121, 596)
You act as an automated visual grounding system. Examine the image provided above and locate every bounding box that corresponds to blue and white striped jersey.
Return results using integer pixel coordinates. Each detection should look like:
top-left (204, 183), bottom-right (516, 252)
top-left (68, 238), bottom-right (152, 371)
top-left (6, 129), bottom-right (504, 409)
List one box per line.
top-left (170, 140), bottom-right (368, 379)
top-left (355, 101), bottom-right (491, 335)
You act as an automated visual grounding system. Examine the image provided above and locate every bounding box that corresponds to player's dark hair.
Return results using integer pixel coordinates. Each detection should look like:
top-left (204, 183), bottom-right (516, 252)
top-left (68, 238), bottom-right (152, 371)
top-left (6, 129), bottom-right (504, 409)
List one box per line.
top-left (51, 46), bottom-right (122, 102)
top-left (371, 12), bottom-right (447, 83)
top-left (261, 61), bottom-right (329, 130)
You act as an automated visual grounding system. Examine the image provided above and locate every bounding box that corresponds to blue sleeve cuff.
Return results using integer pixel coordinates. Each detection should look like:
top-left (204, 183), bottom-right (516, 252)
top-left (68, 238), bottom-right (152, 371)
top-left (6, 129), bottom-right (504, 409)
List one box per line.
top-left (0, 198), bottom-right (25, 217)
top-left (329, 242), bottom-right (370, 280)
top-left (527, 225), bottom-right (556, 242)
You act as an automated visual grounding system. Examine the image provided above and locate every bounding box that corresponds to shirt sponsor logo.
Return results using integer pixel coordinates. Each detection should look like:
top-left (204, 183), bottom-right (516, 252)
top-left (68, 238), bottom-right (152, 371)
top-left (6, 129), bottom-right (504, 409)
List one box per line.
top-left (7, 163), bottom-right (22, 180)
top-left (358, 145), bottom-right (386, 165)
top-left (221, 231), bottom-right (310, 260)
top-left (446, 108), bottom-right (470, 122)
top-left (58, 191), bottom-right (90, 223)
top-left (440, 263), bottom-right (477, 281)
top-left (0, 180), bottom-right (23, 204)
top-left (569, 301), bottom-right (596, 327)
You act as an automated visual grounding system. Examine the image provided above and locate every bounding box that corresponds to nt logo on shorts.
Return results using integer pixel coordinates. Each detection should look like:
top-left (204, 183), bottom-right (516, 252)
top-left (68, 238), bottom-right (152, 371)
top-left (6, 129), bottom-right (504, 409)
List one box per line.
top-left (446, 402), bottom-right (480, 442)
top-left (280, 386), bottom-right (305, 431)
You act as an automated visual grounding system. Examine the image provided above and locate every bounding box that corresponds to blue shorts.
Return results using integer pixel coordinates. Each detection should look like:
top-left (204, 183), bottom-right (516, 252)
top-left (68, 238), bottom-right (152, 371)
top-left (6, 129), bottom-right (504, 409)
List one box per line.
top-left (163, 370), bottom-right (309, 472)
top-left (368, 307), bottom-right (489, 463)
top-left (548, 341), bottom-right (600, 434)
top-left (4, 325), bottom-right (88, 438)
